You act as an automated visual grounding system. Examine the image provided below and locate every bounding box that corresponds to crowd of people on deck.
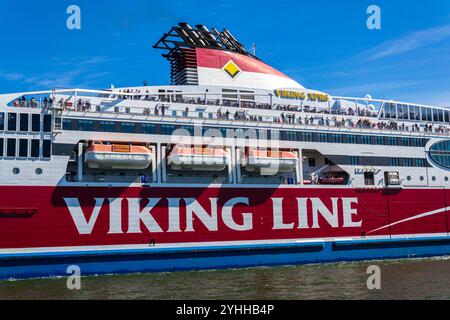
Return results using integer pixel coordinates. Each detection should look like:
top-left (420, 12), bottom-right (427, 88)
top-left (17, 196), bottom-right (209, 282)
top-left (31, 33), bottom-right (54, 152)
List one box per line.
top-left (12, 96), bottom-right (47, 108)
top-left (10, 92), bottom-right (450, 135)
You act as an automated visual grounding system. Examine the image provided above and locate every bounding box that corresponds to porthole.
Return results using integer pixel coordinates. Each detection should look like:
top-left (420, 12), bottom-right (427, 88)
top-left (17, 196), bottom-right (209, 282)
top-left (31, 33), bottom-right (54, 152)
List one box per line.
top-left (407, 176), bottom-right (412, 181)
top-left (12, 167), bottom-right (20, 175)
top-left (446, 177), bottom-right (449, 182)
top-left (35, 168), bottom-right (43, 175)
top-left (432, 176), bottom-right (436, 181)
top-left (420, 176), bottom-right (424, 181)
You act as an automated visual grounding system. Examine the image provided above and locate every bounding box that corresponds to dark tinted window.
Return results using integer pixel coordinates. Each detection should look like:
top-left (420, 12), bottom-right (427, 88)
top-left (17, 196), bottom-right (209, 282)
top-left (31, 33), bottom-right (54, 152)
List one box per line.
top-left (19, 114), bottom-right (29, 132)
top-left (100, 121), bottom-right (115, 132)
top-left (43, 114), bottom-right (52, 132)
top-left (0, 138), bottom-right (3, 157)
top-left (364, 172), bottom-right (375, 185)
top-left (78, 120), bottom-right (94, 131)
top-left (7, 138), bottom-right (16, 157)
top-left (43, 140), bottom-right (51, 158)
top-left (120, 122), bottom-right (136, 133)
top-left (31, 114), bottom-right (40, 132)
top-left (31, 139), bottom-right (40, 158)
top-left (62, 119), bottom-right (73, 130)
top-left (7, 113), bottom-right (17, 131)
top-left (0, 113), bottom-right (4, 130)
top-left (142, 123), bottom-right (156, 134)
top-left (19, 139), bottom-right (28, 157)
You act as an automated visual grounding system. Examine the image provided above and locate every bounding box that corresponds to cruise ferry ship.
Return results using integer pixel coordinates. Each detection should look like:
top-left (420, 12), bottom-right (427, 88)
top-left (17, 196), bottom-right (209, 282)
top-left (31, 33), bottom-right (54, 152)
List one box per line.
top-left (1, 23), bottom-right (450, 279)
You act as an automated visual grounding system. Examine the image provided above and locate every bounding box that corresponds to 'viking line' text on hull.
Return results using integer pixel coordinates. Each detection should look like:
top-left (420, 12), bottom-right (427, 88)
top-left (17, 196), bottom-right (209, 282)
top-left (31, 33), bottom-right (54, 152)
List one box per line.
top-left (65, 197), bottom-right (361, 235)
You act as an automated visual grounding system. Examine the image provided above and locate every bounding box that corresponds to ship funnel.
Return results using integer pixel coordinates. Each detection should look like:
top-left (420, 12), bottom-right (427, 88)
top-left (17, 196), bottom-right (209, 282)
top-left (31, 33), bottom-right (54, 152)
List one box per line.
top-left (179, 22), bottom-right (193, 29)
top-left (196, 24), bottom-right (223, 48)
top-left (178, 22), bottom-right (205, 46)
top-left (223, 29), bottom-right (246, 52)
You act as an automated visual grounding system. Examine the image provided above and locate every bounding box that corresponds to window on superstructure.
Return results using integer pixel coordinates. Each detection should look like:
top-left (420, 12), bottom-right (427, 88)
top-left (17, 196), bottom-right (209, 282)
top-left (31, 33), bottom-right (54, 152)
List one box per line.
top-left (120, 122), bottom-right (136, 133)
top-left (360, 135), bottom-right (372, 145)
top-left (409, 105), bottom-right (420, 121)
top-left (100, 121), bottom-right (115, 132)
top-left (432, 109), bottom-right (438, 122)
top-left (300, 132), bottom-right (313, 142)
top-left (222, 89), bottom-right (239, 107)
top-left (43, 114), bottom-right (52, 132)
top-left (0, 138), bottom-right (3, 157)
top-left (382, 104), bottom-right (390, 118)
top-left (390, 158), bottom-right (399, 167)
top-left (317, 133), bottom-right (327, 143)
top-left (374, 136), bottom-right (384, 145)
top-left (19, 114), bottom-right (29, 132)
top-left (31, 114), bottom-right (40, 132)
top-left (63, 119), bottom-right (73, 130)
top-left (348, 135), bottom-right (357, 144)
top-left (6, 138), bottom-right (16, 157)
top-left (239, 91), bottom-right (255, 101)
top-left (7, 113), bottom-right (17, 131)
top-left (400, 105), bottom-right (409, 120)
top-left (348, 156), bottom-right (359, 166)
top-left (78, 120), bottom-right (94, 131)
top-left (308, 158), bottom-right (316, 167)
top-left (387, 103), bottom-right (397, 119)
top-left (19, 139), bottom-right (28, 158)
top-left (401, 138), bottom-right (410, 147)
top-left (386, 137), bottom-right (396, 146)
top-left (179, 125), bottom-right (194, 136)
top-left (161, 124), bottom-right (175, 135)
top-left (287, 131), bottom-right (296, 141)
top-left (330, 134), bottom-right (341, 143)
top-left (424, 108), bottom-right (432, 122)
top-left (0, 112), bottom-right (4, 131)
top-left (438, 110), bottom-right (444, 123)
top-left (142, 123), bottom-right (156, 134)
top-left (42, 140), bottom-right (51, 158)
top-left (30, 139), bottom-right (40, 158)
top-left (404, 158), bottom-right (412, 167)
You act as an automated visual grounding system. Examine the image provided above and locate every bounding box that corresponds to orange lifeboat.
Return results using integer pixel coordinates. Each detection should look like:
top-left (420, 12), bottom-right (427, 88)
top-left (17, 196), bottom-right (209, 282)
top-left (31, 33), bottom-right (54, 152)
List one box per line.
top-left (245, 149), bottom-right (298, 172)
top-left (168, 146), bottom-right (228, 171)
top-left (85, 141), bottom-right (152, 169)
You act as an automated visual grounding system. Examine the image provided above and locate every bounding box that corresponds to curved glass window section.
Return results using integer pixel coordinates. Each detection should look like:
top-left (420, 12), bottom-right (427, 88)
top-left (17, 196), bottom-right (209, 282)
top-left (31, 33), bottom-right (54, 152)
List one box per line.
top-left (429, 141), bottom-right (450, 169)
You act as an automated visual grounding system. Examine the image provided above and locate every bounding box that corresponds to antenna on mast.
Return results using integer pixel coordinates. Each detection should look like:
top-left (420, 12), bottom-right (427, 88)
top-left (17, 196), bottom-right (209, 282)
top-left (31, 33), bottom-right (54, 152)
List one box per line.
top-left (251, 43), bottom-right (257, 56)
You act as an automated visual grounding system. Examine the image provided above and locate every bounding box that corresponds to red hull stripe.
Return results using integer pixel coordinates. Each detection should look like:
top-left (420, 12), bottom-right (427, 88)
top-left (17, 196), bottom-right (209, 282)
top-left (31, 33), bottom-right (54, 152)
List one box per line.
top-left (196, 48), bottom-right (289, 78)
top-left (0, 186), bottom-right (449, 250)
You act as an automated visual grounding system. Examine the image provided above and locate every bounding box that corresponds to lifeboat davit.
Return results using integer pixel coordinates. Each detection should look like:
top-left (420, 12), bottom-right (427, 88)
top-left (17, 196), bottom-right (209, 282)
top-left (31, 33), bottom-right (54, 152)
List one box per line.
top-left (168, 146), bottom-right (228, 171)
top-left (85, 142), bottom-right (152, 169)
top-left (245, 149), bottom-right (298, 172)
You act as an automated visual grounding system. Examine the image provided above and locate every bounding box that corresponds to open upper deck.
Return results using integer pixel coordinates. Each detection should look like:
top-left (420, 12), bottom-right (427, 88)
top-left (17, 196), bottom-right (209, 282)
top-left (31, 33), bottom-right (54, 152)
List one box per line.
top-left (0, 86), bottom-right (449, 137)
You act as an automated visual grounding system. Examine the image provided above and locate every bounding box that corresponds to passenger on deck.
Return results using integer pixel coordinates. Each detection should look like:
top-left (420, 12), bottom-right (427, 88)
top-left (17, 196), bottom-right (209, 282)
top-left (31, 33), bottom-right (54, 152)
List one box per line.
top-left (30, 98), bottom-right (37, 108)
top-left (20, 96), bottom-right (26, 108)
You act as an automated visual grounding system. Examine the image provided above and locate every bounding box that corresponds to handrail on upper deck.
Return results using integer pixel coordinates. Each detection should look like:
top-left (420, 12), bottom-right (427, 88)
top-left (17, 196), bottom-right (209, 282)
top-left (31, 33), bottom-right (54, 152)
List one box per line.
top-left (2, 87), bottom-right (448, 110)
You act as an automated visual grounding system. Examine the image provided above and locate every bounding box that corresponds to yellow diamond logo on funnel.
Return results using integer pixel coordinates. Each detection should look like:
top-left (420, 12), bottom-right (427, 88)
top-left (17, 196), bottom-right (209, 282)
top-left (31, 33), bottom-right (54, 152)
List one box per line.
top-left (223, 60), bottom-right (241, 79)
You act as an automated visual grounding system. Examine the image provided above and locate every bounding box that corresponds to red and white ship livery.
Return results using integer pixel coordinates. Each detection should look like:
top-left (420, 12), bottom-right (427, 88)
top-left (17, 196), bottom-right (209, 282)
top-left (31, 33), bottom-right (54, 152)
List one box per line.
top-left (1, 23), bottom-right (450, 279)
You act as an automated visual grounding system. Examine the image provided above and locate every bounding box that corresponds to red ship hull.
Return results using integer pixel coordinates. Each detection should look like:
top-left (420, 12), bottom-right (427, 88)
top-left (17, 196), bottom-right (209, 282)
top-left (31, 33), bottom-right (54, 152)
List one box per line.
top-left (1, 186), bottom-right (450, 279)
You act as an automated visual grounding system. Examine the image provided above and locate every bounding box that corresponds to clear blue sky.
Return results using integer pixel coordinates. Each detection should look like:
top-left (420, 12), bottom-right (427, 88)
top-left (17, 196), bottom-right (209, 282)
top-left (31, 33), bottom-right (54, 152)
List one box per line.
top-left (0, 0), bottom-right (449, 106)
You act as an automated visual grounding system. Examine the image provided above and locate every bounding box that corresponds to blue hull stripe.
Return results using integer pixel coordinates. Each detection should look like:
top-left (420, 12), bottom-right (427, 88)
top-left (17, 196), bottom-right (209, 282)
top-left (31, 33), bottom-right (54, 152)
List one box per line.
top-left (1, 236), bottom-right (450, 280)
